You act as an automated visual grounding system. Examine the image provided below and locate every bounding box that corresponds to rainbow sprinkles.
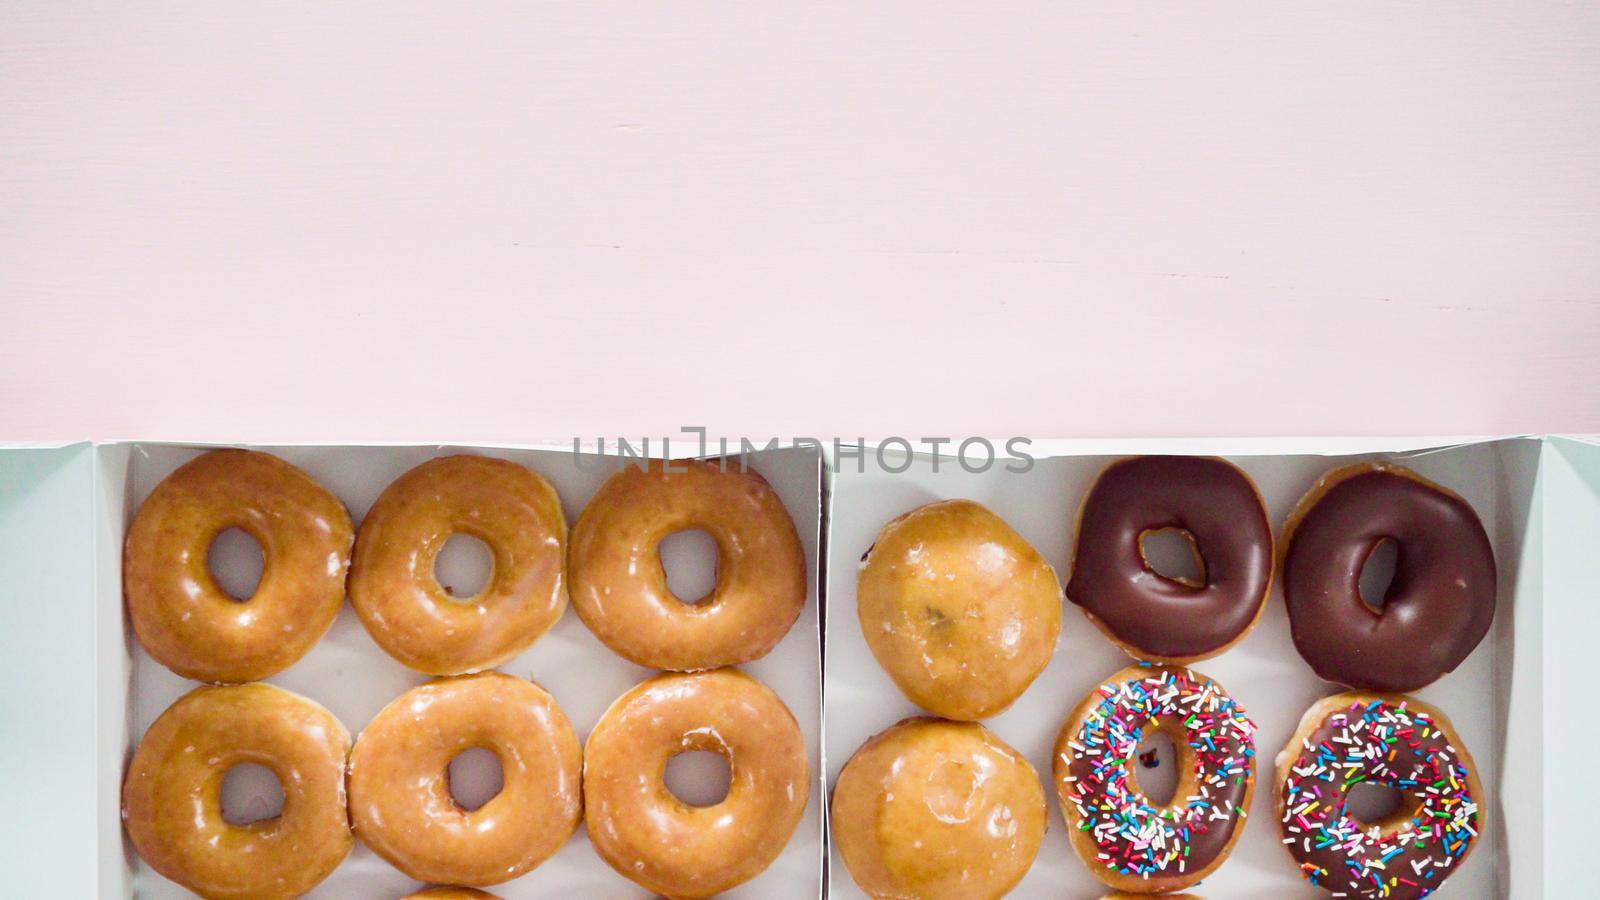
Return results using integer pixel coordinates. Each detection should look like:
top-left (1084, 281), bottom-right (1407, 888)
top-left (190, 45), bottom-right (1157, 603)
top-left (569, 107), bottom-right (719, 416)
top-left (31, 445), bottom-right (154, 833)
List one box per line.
top-left (1278, 697), bottom-right (1481, 899)
top-left (1054, 666), bottom-right (1257, 888)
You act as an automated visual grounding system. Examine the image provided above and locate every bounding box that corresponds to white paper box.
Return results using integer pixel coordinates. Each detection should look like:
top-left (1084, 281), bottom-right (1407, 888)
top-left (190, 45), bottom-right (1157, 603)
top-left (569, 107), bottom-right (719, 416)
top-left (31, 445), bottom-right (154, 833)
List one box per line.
top-left (2, 441), bottom-right (824, 899)
top-left (823, 437), bottom-right (1582, 899)
top-left (3, 436), bottom-right (1597, 899)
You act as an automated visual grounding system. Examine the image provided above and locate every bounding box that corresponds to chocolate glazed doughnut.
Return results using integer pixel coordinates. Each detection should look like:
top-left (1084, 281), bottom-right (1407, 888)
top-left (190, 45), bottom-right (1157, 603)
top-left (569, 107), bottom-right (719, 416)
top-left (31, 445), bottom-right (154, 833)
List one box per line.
top-left (1282, 463), bottom-right (1495, 692)
top-left (1066, 456), bottom-right (1273, 663)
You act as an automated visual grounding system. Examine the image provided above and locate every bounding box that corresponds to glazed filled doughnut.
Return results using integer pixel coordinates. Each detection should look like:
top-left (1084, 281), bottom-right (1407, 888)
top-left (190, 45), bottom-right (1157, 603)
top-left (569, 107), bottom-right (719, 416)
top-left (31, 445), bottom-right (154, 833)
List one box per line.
top-left (122, 683), bottom-right (352, 899)
top-left (1053, 665), bottom-right (1256, 894)
top-left (583, 668), bottom-right (808, 898)
top-left (569, 458), bottom-right (806, 671)
top-left (1066, 455), bottom-right (1273, 663)
top-left (402, 889), bottom-right (498, 899)
top-left (1283, 463), bottom-right (1496, 691)
top-left (350, 455), bottom-right (567, 675)
top-left (831, 717), bottom-right (1047, 899)
top-left (857, 499), bottom-right (1062, 720)
top-left (1277, 693), bottom-right (1483, 898)
top-left (348, 673), bottom-right (581, 886)
top-left (125, 448), bottom-right (353, 683)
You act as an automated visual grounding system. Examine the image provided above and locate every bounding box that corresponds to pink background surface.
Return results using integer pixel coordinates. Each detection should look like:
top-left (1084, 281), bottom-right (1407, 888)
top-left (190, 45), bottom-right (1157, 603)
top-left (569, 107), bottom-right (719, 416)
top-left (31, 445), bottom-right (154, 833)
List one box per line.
top-left (3, 3), bottom-right (1598, 442)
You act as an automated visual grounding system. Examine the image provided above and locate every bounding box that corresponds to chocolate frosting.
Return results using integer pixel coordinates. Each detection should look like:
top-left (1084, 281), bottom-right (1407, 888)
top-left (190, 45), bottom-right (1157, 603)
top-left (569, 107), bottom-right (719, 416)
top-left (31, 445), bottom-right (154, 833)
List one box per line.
top-left (1283, 466), bottom-right (1495, 692)
top-left (1279, 696), bottom-right (1481, 898)
top-left (1067, 456), bottom-right (1273, 659)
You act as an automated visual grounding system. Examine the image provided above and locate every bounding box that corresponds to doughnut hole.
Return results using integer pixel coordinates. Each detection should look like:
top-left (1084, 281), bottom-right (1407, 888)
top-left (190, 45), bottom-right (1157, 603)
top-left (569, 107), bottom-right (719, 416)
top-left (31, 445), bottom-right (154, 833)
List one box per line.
top-left (447, 746), bottom-right (504, 812)
top-left (1345, 780), bottom-right (1411, 831)
top-left (1359, 538), bottom-right (1400, 613)
top-left (659, 528), bottom-right (719, 606)
top-left (664, 750), bottom-right (731, 808)
top-left (434, 533), bottom-right (494, 601)
top-left (220, 762), bottom-right (284, 825)
top-left (1139, 527), bottom-right (1207, 588)
top-left (1129, 726), bottom-right (1180, 807)
top-left (207, 527), bottom-right (264, 602)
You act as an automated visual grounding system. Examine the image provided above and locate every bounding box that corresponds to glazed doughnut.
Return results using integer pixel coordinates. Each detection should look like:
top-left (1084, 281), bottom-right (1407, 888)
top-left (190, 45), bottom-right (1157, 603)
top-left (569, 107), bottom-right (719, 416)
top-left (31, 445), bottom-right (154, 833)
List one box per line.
top-left (124, 448), bottom-right (352, 683)
top-left (1053, 665), bottom-right (1256, 893)
top-left (122, 683), bottom-right (352, 899)
top-left (402, 889), bottom-right (498, 899)
top-left (1283, 463), bottom-right (1496, 691)
top-left (348, 673), bottom-right (581, 886)
top-left (1277, 693), bottom-right (1483, 898)
top-left (350, 455), bottom-right (567, 675)
top-left (583, 668), bottom-right (808, 898)
top-left (857, 499), bottom-right (1062, 720)
top-left (569, 458), bottom-right (806, 671)
top-left (831, 717), bottom-right (1046, 899)
top-left (1103, 895), bottom-right (1200, 899)
top-left (1067, 455), bottom-right (1273, 663)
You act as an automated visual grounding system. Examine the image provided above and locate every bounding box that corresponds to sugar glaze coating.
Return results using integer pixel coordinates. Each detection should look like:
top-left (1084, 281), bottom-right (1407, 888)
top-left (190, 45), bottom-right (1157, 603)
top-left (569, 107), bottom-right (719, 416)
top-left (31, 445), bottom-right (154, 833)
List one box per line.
top-left (124, 448), bottom-right (353, 683)
top-left (857, 499), bottom-right (1062, 720)
top-left (122, 683), bottom-right (353, 899)
top-left (350, 455), bottom-right (568, 676)
top-left (832, 717), bottom-right (1047, 899)
top-left (348, 673), bottom-right (582, 886)
top-left (583, 669), bottom-right (809, 898)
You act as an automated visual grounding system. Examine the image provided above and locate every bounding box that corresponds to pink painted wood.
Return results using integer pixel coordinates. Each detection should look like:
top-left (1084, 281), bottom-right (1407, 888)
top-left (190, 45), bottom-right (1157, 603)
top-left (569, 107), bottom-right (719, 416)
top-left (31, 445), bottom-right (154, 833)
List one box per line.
top-left (3, 3), bottom-right (1597, 441)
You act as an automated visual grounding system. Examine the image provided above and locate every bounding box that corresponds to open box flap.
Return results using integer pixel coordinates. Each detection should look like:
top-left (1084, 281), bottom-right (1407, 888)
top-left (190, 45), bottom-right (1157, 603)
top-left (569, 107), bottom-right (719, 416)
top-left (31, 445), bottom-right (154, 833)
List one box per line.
top-left (0, 444), bottom-right (97, 894)
top-left (1539, 437), bottom-right (1600, 893)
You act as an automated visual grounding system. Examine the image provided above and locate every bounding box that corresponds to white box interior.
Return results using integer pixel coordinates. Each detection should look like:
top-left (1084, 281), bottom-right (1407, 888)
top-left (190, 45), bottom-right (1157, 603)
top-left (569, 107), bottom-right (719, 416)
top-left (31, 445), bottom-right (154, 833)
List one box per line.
top-left (7, 435), bottom-right (1590, 898)
top-left (93, 442), bottom-right (825, 899)
top-left (823, 439), bottom-right (1543, 898)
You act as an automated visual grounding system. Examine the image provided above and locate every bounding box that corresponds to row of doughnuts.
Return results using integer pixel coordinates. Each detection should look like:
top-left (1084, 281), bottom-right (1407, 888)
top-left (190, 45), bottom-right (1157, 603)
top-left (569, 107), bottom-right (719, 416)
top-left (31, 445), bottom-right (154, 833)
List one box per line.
top-left (125, 449), bottom-right (808, 681)
top-left (856, 455), bottom-right (1496, 724)
top-left (125, 668), bottom-right (807, 898)
top-left (834, 668), bottom-right (1482, 899)
top-left (838, 455), bottom-right (1493, 897)
top-left (121, 449), bottom-right (814, 897)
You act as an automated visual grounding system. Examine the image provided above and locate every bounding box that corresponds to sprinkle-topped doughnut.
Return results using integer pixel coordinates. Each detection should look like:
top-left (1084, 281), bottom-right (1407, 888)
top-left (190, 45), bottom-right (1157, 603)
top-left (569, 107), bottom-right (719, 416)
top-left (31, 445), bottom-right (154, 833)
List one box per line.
top-left (1276, 693), bottom-right (1483, 899)
top-left (1052, 665), bottom-right (1257, 894)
